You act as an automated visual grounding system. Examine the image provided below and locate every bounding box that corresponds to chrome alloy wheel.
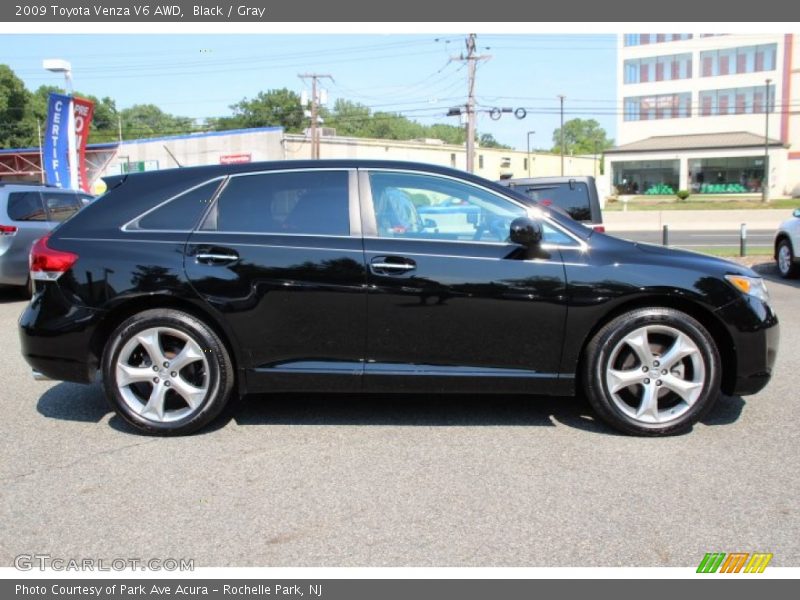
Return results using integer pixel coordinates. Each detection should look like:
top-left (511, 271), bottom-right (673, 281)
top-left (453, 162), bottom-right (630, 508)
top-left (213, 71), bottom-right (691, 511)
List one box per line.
top-left (115, 327), bottom-right (209, 423)
top-left (778, 243), bottom-right (793, 276)
top-left (604, 324), bottom-right (706, 425)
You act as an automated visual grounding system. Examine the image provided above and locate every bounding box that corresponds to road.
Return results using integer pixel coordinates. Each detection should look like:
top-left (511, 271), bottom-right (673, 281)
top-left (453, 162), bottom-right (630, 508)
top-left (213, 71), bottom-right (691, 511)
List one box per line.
top-left (0, 264), bottom-right (798, 568)
top-left (608, 228), bottom-right (774, 249)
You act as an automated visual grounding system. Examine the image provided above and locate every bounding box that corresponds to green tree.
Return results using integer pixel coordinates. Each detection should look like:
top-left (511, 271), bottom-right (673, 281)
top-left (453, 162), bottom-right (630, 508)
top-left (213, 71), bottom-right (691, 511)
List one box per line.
top-left (479, 132), bottom-right (511, 149)
top-left (119, 104), bottom-right (195, 139)
top-left (0, 64), bottom-right (33, 148)
top-left (213, 88), bottom-right (305, 133)
top-left (551, 118), bottom-right (613, 155)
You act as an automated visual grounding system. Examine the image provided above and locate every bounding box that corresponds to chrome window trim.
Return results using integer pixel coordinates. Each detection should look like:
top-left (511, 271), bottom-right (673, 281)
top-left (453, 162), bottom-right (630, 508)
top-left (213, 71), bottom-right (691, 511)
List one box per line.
top-left (120, 176), bottom-right (227, 233)
top-left (359, 167), bottom-right (587, 250)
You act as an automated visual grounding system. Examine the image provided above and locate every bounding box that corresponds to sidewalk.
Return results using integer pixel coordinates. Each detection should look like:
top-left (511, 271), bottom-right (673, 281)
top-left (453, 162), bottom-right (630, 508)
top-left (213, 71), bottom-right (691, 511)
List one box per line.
top-left (604, 208), bottom-right (793, 232)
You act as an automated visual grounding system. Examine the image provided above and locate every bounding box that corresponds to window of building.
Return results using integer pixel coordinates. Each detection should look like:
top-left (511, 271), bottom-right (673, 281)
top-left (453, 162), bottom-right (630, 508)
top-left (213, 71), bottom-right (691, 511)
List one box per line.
top-left (134, 180), bottom-right (222, 230)
top-left (623, 53), bottom-right (691, 84)
top-left (623, 93), bottom-right (691, 121)
top-left (612, 160), bottom-right (680, 195)
top-left (699, 44), bottom-right (777, 77)
top-left (698, 84), bottom-right (776, 116)
top-left (623, 33), bottom-right (691, 46)
top-left (206, 170), bottom-right (350, 236)
top-left (7, 192), bottom-right (46, 221)
top-left (689, 157), bottom-right (766, 193)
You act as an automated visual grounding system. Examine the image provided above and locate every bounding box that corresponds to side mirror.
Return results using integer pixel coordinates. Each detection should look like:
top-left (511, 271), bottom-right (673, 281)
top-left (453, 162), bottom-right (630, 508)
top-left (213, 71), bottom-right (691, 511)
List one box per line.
top-left (509, 217), bottom-right (543, 247)
top-left (793, 208), bottom-right (800, 218)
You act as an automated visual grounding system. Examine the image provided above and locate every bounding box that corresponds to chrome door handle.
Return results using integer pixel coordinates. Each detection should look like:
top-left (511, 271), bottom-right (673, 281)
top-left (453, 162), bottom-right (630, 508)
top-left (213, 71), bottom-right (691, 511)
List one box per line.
top-left (195, 252), bottom-right (239, 264)
top-left (371, 262), bottom-right (415, 271)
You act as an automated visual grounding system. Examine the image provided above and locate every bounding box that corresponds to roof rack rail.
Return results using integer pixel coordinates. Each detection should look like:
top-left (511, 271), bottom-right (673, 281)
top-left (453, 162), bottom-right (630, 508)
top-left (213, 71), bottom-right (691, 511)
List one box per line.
top-left (0, 180), bottom-right (61, 188)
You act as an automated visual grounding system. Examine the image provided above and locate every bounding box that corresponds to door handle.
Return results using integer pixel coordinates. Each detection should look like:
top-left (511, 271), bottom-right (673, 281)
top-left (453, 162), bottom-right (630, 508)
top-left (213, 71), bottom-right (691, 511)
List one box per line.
top-left (370, 256), bottom-right (416, 275)
top-left (192, 247), bottom-right (240, 265)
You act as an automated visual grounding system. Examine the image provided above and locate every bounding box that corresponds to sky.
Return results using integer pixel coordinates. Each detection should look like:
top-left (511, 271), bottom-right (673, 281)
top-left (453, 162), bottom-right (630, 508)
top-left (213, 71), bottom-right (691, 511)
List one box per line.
top-left (1, 33), bottom-right (618, 151)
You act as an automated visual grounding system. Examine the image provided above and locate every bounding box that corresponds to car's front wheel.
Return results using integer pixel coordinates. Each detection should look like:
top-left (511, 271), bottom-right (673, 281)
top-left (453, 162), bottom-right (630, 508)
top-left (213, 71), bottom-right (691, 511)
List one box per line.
top-left (583, 308), bottom-right (721, 436)
top-left (776, 238), bottom-right (799, 279)
top-left (102, 309), bottom-right (234, 435)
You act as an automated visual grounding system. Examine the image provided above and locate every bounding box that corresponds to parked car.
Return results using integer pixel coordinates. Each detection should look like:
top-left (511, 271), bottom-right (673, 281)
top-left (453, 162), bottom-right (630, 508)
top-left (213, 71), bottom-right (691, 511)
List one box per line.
top-left (498, 175), bottom-right (604, 231)
top-left (19, 160), bottom-right (778, 436)
top-left (774, 208), bottom-right (800, 278)
top-left (0, 182), bottom-right (93, 294)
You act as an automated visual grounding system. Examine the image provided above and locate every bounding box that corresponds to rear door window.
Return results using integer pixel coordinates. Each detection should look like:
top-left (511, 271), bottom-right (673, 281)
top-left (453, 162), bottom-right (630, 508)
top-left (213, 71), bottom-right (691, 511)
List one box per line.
top-left (42, 191), bottom-right (82, 222)
top-left (514, 182), bottom-right (592, 221)
top-left (204, 170), bottom-right (350, 236)
top-left (6, 192), bottom-right (46, 221)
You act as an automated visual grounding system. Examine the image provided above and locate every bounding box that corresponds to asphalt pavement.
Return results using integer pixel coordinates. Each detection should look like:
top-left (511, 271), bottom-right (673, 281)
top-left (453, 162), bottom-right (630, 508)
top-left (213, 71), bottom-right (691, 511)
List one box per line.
top-left (1, 264), bottom-right (798, 568)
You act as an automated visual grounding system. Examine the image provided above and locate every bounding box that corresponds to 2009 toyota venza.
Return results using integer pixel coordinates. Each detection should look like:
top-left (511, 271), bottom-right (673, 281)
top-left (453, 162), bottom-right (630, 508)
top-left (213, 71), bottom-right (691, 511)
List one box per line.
top-left (19, 160), bottom-right (779, 436)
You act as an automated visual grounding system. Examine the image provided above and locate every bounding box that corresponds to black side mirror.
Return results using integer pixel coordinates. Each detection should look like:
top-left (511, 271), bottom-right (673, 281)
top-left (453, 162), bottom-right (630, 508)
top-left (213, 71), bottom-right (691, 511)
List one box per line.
top-left (509, 217), bottom-right (543, 247)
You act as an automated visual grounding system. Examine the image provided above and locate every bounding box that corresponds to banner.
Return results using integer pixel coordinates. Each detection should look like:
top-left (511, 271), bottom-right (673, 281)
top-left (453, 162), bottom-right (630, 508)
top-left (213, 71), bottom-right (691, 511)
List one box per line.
top-left (42, 92), bottom-right (72, 189)
top-left (73, 96), bottom-right (95, 193)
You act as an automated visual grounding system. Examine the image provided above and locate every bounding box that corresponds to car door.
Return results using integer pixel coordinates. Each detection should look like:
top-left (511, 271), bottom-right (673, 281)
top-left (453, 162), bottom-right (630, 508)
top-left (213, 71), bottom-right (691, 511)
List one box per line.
top-left (359, 168), bottom-right (572, 394)
top-left (184, 168), bottom-right (367, 393)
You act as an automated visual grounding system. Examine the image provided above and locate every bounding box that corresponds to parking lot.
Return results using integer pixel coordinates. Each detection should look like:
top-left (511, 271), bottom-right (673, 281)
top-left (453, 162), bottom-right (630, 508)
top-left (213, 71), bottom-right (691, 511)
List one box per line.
top-left (1, 262), bottom-right (798, 568)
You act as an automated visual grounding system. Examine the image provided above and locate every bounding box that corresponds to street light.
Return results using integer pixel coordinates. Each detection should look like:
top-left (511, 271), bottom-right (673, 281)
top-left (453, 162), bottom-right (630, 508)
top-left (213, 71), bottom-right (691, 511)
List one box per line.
top-left (763, 78), bottom-right (772, 203)
top-left (557, 95), bottom-right (566, 176)
top-left (43, 58), bottom-right (78, 191)
top-left (526, 131), bottom-right (535, 177)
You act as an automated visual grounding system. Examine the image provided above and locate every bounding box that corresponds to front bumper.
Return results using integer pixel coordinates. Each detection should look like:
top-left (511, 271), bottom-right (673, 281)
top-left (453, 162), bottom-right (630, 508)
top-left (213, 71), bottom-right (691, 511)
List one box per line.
top-left (715, 295), bottom-right (779, 397)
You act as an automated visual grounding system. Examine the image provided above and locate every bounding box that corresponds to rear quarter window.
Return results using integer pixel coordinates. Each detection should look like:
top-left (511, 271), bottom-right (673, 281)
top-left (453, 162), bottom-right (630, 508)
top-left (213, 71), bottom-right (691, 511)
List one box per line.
top-left (6, 192), bottom-right (46, 221)
top-left (133, 179), bottom-right (222, 231)
top-left (42, 192), bottom-right (82, 222)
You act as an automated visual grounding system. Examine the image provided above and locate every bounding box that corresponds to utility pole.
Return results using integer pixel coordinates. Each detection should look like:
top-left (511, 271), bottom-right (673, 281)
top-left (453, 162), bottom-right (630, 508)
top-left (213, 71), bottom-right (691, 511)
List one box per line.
top-left (763, 78), bottom-right (771, 203)
top-left (558, 94), bottom-right (566, 176)
top-left (452, 34), bottom-right (490, 173)
top-left (299, 73), bottom-right (333, 160)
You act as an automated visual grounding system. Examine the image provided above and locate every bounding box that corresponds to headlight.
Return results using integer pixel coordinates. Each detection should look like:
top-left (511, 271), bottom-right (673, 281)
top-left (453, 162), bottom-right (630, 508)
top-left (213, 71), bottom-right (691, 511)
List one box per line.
top-left (725, 274), bottom-right (770, 303)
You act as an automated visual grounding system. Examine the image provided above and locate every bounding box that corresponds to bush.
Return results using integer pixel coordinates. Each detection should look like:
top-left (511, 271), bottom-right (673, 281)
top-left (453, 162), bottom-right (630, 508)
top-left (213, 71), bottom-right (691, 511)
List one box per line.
top-left (676, 190), bottom-right (691, 201)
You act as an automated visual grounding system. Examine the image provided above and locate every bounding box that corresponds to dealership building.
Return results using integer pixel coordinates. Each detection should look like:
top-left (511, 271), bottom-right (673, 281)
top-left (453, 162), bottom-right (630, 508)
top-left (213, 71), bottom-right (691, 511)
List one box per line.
top-left (607, 33), bottom-right (800, 198)
top-left (0, 127), bottom-right (598, 193)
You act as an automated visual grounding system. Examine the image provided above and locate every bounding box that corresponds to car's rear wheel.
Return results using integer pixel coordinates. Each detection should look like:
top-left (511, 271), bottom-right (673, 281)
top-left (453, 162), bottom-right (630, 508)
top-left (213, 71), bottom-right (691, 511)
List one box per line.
top-left (776, 239), bottom-right (799, 279)
top-left (102, 309), bottom-right (234, 435)
top-left (583, 308), bottom-right (721, 436)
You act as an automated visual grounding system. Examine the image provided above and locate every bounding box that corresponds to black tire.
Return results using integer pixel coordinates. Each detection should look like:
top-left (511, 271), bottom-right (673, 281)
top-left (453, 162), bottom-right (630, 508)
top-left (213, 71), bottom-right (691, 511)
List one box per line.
top-left (102, 308), bottom-right (234, 435)
top-left (776, 238), bottom-right (800, 279)
top-left (582, 307), bottom-right (721, 436)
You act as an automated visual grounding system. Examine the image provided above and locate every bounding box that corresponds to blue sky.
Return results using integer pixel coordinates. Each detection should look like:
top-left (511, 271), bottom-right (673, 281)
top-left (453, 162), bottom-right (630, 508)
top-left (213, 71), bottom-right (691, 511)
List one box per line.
top-left (2, 34), bottom-right (618, 150)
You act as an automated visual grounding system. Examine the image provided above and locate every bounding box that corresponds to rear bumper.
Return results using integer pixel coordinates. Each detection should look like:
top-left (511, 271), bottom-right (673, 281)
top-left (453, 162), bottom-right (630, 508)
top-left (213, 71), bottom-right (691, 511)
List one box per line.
top-left (18, 289), bottom-right (104, 384)
top-left (0, 257), bottom-right (28, 286)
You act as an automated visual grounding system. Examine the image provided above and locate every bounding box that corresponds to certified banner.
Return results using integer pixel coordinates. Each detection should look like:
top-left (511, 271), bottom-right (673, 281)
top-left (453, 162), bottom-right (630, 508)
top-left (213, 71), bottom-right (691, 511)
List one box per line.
top-left (72, 97), bottom-right (95, 193)
top-left (42, 92), bottom-right (72, 188)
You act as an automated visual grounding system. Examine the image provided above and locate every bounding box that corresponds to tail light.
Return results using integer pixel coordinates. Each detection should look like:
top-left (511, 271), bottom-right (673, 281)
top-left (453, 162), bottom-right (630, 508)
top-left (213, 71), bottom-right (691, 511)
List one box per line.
top-left (593, 225), bottom-right (606, 233)
top-left (29, 234), bottom-right (78, 281)
top-left (0, 224), bottom-right (18, 236)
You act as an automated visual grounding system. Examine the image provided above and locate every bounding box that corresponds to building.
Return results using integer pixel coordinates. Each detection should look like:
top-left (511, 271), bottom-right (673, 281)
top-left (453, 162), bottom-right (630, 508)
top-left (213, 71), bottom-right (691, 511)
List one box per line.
top-left (0, 127), bottom-right (599, 192)
top-left (607, 33), bottom-right (799, 198)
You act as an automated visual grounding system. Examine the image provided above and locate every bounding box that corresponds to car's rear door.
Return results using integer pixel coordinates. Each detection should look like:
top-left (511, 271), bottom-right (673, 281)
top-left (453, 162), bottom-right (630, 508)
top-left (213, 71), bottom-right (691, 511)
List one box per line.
top-left (184, 168), bottom-right (367, 392)
top-left (359, 168), bottom-right (572, 394)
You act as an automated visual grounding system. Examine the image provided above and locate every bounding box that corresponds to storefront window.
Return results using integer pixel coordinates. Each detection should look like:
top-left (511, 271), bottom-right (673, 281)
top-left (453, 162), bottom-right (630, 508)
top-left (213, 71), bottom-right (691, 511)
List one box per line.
top-left (689, 157), bottom-right (765, 194)
top-left (612, 160), bottom-right (680, 195)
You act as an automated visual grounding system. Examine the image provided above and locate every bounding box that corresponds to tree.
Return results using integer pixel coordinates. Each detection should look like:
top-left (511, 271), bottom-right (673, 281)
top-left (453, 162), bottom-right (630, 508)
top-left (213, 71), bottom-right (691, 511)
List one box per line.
top-left (0, 65), bottom-right (33, 148)
top-left (479, 132), bottom-right (511, 149)
top-left (551, 118), bottom-right (613, 155)
top-left (213, 88), bottom-right (305, 133)
top-left (27, 85), bottom-right (120, 143)
top-left (119, 104), bottom-right (195, 139)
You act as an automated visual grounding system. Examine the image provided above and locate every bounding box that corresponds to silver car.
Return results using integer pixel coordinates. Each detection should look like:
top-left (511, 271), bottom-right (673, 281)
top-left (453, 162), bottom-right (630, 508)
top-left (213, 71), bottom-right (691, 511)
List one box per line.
top-left (0, 183), bottom-right (92, 293)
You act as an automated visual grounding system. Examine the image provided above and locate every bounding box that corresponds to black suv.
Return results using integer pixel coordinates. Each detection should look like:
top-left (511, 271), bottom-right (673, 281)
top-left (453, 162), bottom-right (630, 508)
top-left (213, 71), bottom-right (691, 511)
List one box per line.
top-left (499, 176), bottom-right (604, 231)
top-left (19, 160), bottom-right (778, 436)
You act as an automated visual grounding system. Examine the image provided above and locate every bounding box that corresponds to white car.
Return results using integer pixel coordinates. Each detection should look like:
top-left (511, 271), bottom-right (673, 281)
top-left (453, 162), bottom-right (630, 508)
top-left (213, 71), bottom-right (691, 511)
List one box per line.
top-left (775, 208), bottom-right (800, 278)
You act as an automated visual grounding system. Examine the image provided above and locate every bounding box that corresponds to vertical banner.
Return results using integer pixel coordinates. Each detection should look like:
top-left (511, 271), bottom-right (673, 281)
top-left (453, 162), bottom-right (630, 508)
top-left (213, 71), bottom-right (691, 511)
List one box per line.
top-left (42, 92), bottom-right (72, 188)
top-left (72, 97), bottom-right (95, 193)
